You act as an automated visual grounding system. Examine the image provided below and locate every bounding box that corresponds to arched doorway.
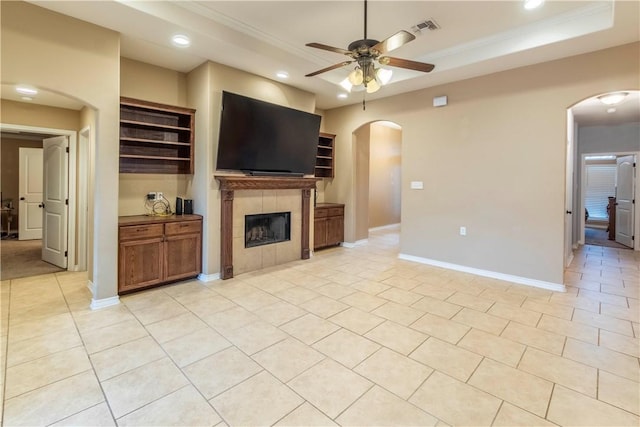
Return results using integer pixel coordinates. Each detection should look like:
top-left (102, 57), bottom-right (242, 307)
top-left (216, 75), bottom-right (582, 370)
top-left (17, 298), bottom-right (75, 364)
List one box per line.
top-left (1, 86), bottom-right (96, 280)
top-left (352, 120), bottom-right (403, 244)
top-left (567, 90), bottom-right (640, 255)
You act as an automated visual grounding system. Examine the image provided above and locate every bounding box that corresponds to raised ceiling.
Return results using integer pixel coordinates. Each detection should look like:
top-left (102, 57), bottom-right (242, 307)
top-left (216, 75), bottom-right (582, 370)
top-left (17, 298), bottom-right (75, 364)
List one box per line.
top-left (12, 1), bottom-right (640, 124)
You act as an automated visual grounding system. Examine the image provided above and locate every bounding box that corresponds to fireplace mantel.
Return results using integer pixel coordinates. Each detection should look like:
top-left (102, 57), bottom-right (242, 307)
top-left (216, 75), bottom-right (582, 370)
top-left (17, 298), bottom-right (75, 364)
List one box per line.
top-left (215, 175), bottom-right (319, 191)
top-left (215, 175), bottom-right (319, 279)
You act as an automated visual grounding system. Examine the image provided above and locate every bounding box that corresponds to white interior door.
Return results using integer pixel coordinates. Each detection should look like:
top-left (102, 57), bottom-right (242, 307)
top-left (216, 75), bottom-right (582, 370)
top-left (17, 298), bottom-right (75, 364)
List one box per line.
top-left (42, 136), bottom-right (69, 268)
top-left (615, 155), bottom-right (635, 248)
top-left (18, 147), bottom-right (44, 240)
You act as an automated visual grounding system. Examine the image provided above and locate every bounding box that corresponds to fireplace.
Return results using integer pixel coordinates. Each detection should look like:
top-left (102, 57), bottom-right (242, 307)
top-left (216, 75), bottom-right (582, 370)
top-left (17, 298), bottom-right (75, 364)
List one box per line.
top-left (215, 175), bottom-right (319, 279)
top-left (245, 212), bottom-right (291, 248)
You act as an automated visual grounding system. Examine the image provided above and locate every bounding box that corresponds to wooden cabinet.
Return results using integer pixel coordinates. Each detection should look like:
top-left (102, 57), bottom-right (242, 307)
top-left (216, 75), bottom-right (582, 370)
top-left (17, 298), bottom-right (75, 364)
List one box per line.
top-left (314, 203), bottom-right (344, 250)
top-left (118, 215), bottom-right (202, 293)
top-left (315, 132), bottom-right (335, 178)
top-left (119, 97), bottom-right (196, 174)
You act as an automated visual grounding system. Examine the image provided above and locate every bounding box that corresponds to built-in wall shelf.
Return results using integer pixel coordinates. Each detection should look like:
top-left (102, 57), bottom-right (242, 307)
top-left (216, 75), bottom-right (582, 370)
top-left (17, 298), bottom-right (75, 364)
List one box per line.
top-left (119, 97), bottom-right (196, 174)
top-left (315, 132), bottom-right (335, 178)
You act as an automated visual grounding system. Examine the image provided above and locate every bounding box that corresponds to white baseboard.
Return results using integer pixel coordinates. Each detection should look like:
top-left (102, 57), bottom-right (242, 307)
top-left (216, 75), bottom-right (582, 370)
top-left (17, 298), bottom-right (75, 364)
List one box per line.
top-left (342, 239), bottom-right (368, 248)
top-left (369, 223), bottom-right (400, 232)
top-left (86, 280), bottom-right (96, 294)
top-left (90, 295), bottom-right (120, 310)
top-left (398, 253), bottom-right (566, 292)
top-left (198, 273), bottom-right (220, 282)
top-left (565, 252), bottom-right (574, 268)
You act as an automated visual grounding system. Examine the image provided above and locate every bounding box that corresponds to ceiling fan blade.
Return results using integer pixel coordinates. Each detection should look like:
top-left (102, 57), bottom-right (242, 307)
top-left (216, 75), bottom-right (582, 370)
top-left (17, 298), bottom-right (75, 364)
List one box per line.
top-left (305, 61), bottom-right (354, 77)
top-left (372, 30), bottom-right (416, 54)
top-left (380, 56), bottom-right (435, 73)
top-left (306, 43), bottom-right (353, 56)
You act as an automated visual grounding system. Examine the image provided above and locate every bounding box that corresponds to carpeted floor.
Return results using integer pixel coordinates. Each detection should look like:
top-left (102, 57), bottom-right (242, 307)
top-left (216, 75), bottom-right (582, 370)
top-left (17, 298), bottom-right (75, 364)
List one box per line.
top-left (0, 238), bottom-right (64, 280)
top-left (584, 226), bottom-right (631, 249)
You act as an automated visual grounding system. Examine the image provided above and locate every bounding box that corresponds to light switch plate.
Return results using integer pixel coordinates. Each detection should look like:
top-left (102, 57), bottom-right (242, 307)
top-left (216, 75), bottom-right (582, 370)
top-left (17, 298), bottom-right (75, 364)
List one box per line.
top-left (410, 181), bottom-right (424, 190)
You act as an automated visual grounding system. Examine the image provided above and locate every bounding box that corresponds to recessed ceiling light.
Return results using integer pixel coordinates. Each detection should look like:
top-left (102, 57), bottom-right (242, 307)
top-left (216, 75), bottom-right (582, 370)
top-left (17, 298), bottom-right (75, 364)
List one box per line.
top-left (607, 108), bottom-right (617, 113)
top-left (598, 92), bottom-right (628, 105)
top-left (337, 93), bottom-right (348, 99)
top-left (524, 0), bottom-right (544, 10)
top-left (16, 86), bottom-right (38, 96)
top-left (171, 34), bottom-right (191, 48)
top-left (276, 71), bottom-right (289, 79)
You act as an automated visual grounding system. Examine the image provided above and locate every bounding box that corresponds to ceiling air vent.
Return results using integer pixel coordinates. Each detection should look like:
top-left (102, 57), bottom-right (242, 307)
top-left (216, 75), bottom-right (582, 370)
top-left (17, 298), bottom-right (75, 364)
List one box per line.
top-left (411, 19), bottom-right (440, 34)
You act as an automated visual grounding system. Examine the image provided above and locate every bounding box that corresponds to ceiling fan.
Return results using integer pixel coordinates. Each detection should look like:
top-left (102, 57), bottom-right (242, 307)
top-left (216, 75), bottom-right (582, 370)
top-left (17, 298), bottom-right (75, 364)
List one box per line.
top-left (305, 0), bottom-right (435, 94)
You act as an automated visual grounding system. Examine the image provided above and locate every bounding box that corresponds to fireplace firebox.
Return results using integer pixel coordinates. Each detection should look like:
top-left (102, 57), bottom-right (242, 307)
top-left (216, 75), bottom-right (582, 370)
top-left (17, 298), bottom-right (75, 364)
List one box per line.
top-left (245, 212), bottom-right (291, 248)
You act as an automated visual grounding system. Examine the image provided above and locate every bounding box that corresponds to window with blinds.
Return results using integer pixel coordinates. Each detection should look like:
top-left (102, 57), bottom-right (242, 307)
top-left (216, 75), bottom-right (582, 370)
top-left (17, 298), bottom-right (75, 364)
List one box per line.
top-left (585, 163), bottom-right (616, 220)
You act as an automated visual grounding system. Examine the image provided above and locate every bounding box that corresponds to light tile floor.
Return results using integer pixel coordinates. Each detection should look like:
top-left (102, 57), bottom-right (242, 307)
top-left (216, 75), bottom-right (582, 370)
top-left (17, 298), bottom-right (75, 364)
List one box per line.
top-left (1, 228), bottom-right (639, 426)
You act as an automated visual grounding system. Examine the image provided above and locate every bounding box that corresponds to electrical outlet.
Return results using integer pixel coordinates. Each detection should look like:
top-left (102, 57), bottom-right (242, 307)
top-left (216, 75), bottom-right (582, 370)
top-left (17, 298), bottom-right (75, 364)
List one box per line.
top-left (157, 192), bottom-right (163, 200)
top-left (460, 226), bottom-right (467, 236)
top-left (147, 192), bottom-right (156, 201)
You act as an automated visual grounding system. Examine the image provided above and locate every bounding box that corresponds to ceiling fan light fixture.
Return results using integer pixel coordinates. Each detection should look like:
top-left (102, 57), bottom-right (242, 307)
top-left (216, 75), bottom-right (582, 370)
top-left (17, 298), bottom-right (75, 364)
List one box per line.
top-left (348, 67), bottom-right (364, 85)
top-left (598, 92), bottom-right (628, 105)
top-left (377, 68), bottom-right (393, 85)
top-left (366, 79), bottom-right (380, 94)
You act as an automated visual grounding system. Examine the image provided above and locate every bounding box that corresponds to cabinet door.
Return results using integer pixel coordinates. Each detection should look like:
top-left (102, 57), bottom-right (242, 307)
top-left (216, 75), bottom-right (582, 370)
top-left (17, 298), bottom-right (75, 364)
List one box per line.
top-left (164, 233), bottom-right (202, 282)
top-left (326, 216), bottom-right (344, 246)
top-left (119, 238), bottom-right (164, 292)
top-left (314, 218), bottom-right (328, 249)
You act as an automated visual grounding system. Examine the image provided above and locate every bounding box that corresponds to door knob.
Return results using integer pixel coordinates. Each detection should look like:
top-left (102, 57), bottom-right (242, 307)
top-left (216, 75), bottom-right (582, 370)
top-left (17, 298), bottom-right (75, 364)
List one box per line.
top-left (20, 197), bottom-right (25, 201)
top-left (38, 203), bottom-right (45, 208)
top-left (566, 210), bottom-right (572, 214)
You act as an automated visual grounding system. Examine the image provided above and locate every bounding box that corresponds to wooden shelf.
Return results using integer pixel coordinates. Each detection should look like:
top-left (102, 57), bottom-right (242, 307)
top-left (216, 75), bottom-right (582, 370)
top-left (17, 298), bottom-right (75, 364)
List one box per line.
top-left (119, 97), bottom-right (196, 174)
top-left (315, 132), bottom-right (335, 178)
top-left (120, 155), bottom-right (191, 161)
top-left (120, 120), bottom-right (191, 132)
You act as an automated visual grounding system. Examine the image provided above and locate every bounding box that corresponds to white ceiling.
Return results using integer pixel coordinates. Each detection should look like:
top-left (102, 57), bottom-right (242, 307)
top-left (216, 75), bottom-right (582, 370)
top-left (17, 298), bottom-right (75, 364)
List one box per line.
top-left (9, 1), bottom-right (640, 125)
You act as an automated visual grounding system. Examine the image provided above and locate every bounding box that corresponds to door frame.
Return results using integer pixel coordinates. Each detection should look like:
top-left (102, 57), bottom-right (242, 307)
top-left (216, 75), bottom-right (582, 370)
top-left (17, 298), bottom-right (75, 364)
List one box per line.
top-left (579, 151), bottom-right (639, 250)
top-left (1, 123), bottom-right (81, 268)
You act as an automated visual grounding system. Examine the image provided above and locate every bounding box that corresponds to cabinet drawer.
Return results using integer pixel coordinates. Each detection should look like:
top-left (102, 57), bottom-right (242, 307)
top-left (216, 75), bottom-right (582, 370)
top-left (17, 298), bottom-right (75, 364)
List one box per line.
top-left (315, 208), bottom-right (328, 218)
top-left (165, 220), bottom-right (201, 236)
top-left (328, 207), bottom-right (344, 217)
top-left (120, 224), bottom-right (164, 241)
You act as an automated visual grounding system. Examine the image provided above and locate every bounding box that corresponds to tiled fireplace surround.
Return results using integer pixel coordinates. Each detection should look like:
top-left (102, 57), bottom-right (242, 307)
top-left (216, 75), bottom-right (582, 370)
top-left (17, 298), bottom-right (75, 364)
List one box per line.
top-left (215, 176), bottom-right (318, 279)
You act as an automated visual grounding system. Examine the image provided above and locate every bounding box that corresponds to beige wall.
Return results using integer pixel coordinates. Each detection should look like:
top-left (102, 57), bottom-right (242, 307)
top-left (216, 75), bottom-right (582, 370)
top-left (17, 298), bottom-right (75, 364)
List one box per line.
top-left (2, 1), bottom-right (120, 301)
top-left (369, 123), bottom-right (401, 229)
top-left (353, 125), bottom-right (370, 241)
top-left (324, 42), bottom-right (640, 285)
top-left (121, 58), bottom-right (188, 106)
top-left (0, 137), bottom-right (43, 233)
top-left (187, 61), bottom-right (317, 276)
top-left (1, 100), bottom-right (81, 130)
top-left (119, 58), bottom-right (192, 216)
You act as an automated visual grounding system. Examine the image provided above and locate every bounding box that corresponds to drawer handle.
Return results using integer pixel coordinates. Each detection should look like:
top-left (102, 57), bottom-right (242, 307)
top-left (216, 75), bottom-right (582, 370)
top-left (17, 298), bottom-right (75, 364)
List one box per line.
top-left (136, 228), bottom-right (148, 232)
top-left (180, 224), bottom-right (190, 227)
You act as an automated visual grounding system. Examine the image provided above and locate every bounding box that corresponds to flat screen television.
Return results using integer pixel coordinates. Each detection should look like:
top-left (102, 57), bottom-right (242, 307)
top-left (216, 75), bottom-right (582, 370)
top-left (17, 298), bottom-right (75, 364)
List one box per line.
top-left (216, 91), bottom-right (321, 176)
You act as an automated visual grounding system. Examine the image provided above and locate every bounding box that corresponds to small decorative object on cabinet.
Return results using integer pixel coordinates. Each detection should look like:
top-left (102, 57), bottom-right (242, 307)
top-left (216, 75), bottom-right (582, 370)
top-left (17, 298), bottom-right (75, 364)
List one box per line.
top-left (314, 203), bottom-right (344, 249)
top-left (119, 97), bottom-right (195, 174)
top-left (118, 214), bottom-right (202, 293)
top-left (315, 132), bottom-right (336, 178)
